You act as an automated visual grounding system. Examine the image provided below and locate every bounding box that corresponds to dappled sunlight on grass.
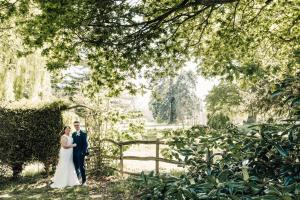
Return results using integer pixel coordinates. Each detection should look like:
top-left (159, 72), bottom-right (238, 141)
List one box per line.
top-left (22, 162), bottom-right (45, 177)
top-left (0, 174), bottom-right (136, 200)
top-left (0, 174), bottom-right (133, 199)
top-left (0, 194), bottom-right (12, 199)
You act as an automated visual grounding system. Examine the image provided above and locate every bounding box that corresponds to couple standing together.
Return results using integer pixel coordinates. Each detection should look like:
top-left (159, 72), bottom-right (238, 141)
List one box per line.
top-left (51, 121), bottom-right (89, 188)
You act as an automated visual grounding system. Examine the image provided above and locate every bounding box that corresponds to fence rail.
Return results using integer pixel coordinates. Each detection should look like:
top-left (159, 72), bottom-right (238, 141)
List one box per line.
top-left (92, 138), bottom-right (184, 176)
top-left (101, 138), bottom-right (166, 145)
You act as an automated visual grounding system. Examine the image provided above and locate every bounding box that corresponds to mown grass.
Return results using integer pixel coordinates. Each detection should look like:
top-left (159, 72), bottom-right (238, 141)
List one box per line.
top-left (0, 173), bottom-right (136, 200)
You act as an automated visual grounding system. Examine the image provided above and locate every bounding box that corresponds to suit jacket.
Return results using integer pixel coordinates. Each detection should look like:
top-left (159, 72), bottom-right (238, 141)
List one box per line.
top-left (72, 130), bottom-right (88, 156)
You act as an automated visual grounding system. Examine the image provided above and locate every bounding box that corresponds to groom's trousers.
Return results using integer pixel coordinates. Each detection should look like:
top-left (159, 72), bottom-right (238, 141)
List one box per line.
top-left (73, 152), bottom-right (86, 183)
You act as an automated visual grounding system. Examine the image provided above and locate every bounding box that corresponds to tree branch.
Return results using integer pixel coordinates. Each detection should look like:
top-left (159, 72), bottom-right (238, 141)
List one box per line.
top-left (65, 104), bottom-right (95, 111)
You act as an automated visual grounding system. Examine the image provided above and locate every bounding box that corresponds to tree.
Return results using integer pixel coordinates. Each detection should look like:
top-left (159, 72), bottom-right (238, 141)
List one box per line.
top-left (252, 71), bottom-right (300, 120)
top-left (205, 82), bottom-right (243, 116)
top-left (50, 66), bottom-right (90, 100)
top-left (0, 18), bottom-right (52, 101)
top-left (149, 77), bottom-right (174, 123)
top-left (0, 0), bottom-right (297, 94)
top-left (205, 82), bottom-right (262, 123)
top-left (207, 112), bottom-right (231, 130)
top-left (149, 70), bottom-right (200, 124)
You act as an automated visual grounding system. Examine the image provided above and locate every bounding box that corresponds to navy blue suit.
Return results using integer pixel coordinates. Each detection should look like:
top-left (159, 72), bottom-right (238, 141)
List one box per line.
top-left (72, 130), bottom-right (88, 183)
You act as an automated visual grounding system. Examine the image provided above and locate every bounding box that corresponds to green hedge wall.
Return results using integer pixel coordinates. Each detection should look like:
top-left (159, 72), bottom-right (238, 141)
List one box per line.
top-left (0, 101), bottom-right (68, 177)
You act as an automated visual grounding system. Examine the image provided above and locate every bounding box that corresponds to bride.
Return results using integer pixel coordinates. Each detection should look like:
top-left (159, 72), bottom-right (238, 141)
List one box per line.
top-left (50, 126), bottom-right (80, 188)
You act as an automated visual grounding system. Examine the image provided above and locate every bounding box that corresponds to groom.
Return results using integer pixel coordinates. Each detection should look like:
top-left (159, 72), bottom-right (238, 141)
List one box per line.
top-left (72, 121), bottom-right (89, 185)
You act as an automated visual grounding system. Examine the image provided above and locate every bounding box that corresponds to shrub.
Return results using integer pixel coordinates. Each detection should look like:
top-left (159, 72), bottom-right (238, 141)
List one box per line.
top-left (207, 112), bottom-right (230, 130)
top-left (134, 57), bottom-right (300, 199)
top-left (135, 120), bottom-right (300, 199)
top-left (0, 101), bottom-right (68, 178)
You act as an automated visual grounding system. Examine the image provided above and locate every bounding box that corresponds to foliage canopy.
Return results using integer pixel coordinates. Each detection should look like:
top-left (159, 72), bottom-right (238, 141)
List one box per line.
top-left (205, 82), bottom-right (242, 115)
top-left (0, 0), bottom-right (298, 92)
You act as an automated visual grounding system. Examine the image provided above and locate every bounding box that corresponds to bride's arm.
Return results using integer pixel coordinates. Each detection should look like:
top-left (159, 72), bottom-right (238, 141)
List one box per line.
top-left (60, 136), bottom-right (76, 149)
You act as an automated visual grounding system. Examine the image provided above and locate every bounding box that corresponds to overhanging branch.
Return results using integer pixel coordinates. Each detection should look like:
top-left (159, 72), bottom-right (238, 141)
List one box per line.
top-left (64, 104), bottom-right (95, 111)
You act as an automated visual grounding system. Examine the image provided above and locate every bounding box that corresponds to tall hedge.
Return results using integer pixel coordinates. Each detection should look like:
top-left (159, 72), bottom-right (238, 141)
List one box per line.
top-left (0, 101), bottom-right (68, 177)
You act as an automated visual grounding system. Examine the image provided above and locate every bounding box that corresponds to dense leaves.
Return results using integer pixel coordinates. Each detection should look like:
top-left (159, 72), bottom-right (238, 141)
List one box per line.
top-left (0, 17), bottom-right (52, 101)
top-left (135, 76), bottom-right (300, 199)
top-left (205, 82), bottom-right (242, 116)
top-left (0, 101), bottom-right (68, 177)
top-left (254, 71), bottom-right (300, 119)
top-left (135, 118), bottom-right (300, 199)
top-left (0, 0), bottom-right (298, 92)
top-left (207, 113), bottom-right (231, 130)
top-left (205, 81), bottom-right (259, 122)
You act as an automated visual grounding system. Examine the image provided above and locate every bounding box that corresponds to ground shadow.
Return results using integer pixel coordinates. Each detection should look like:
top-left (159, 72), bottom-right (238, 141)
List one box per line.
top-left (0, 174), bottom-right (132, 200)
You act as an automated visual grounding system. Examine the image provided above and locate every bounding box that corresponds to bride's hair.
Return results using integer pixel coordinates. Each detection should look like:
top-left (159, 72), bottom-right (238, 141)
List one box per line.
top-left (60, 126), bottom-right (71, 135)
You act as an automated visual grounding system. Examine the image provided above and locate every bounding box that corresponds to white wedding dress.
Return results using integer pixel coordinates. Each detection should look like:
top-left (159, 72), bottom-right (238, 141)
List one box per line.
top-left (50, 135), bottom-right (80, 188)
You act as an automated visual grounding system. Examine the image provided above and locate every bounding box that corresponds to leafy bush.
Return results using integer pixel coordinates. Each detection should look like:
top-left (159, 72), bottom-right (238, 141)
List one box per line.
top-left (132, 72), bottom-right (300, 199)
top-left (0, 101), bottom-right (68, 177)
top-left (134, 119), bottom-right (300, 199)
top-left (0, 161), bottom-right (12, 179)
top-left (86, 108), bottom-right (144, 176)
top-left (207, 113), bottom-right (231, 130)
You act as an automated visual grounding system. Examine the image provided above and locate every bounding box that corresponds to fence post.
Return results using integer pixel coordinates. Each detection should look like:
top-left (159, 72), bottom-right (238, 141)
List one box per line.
top-left (120, 144), bottom-right (124, 177)
top-left (155, 138), bottom-right (160, 175)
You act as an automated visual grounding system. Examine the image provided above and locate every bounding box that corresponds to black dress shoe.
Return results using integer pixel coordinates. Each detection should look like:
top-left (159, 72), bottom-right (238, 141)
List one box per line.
top-left (81, 181), bottom-right (87, 186)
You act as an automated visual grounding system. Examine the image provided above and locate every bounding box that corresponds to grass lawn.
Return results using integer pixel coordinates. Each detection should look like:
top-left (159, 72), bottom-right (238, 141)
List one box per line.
top-left (0, 174), bottom-right (135, 200)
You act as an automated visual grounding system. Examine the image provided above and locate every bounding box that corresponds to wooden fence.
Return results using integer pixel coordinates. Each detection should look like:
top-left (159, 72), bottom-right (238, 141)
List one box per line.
top-left (91, 138), bottom-right (184, 176)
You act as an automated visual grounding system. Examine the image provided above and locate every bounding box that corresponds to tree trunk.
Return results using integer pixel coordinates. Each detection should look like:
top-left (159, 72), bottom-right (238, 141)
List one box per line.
top-left (246, 110), bottom-right (257, 124)
top-left (169, 96), bottom-right (176, 124)
top-left (12, 162), bottom-right (23, 179)
top-left (168, 77), bottom-right (176, 124)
